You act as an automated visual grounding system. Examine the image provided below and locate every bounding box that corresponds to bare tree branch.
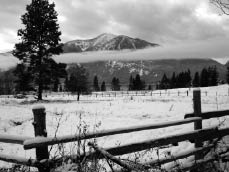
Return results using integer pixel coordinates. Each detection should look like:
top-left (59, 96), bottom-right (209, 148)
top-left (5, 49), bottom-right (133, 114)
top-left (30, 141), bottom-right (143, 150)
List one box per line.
top-left (210, 0), bottom-right (229, 15)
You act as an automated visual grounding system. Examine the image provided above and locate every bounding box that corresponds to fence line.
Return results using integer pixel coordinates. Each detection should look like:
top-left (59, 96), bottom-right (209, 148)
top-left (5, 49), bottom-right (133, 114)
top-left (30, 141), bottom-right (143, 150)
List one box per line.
top-left (0, 89), bottom-right (229, 172)
top-left (24, 117), bottom-right (201, 150)
top-left (74, 126), bottom-right (220, 160)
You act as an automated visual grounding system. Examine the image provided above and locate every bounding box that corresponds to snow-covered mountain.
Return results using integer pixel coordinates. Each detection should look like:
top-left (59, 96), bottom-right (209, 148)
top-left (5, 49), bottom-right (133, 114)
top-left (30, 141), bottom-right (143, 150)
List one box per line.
top-left (63, 33), bottom-right (159, 53)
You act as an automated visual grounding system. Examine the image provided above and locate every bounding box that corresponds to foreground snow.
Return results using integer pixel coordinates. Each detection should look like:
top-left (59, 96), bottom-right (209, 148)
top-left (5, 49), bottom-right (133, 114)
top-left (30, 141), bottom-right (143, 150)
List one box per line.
top-left (0, 85), bottom-right (229, 170)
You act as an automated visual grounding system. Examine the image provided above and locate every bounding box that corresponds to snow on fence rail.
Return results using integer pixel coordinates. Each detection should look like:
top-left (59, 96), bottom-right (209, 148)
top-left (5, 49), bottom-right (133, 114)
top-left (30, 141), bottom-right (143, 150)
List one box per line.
top-left (0, 134), bottom-right (32, 145)
top-left (0, 89), bottom-right (229, 172)
top-left (23, 117), bottom-right (202, 149)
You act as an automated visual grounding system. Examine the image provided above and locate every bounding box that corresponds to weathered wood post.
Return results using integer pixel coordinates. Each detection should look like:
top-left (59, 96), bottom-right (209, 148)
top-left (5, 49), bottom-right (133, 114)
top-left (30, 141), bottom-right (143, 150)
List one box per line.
top-left (193, 89), bottom-right (203, 160)
top-left (32, 105), bottom-right (49, 172)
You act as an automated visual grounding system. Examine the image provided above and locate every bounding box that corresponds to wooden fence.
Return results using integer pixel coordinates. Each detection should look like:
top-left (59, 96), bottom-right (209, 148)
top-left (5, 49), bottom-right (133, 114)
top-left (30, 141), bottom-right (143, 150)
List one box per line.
top-left (0, 89), bottom-right (229, 172)
top-left (89, 88), bottom-right (229, 98)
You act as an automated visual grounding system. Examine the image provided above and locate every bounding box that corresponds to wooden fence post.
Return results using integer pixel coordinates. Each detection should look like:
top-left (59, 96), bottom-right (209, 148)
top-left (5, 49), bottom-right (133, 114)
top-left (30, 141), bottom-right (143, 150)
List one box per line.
top-left (193, 89), bottom-right (203, 160)
top-left (32, 105), bottom-right (49, 172)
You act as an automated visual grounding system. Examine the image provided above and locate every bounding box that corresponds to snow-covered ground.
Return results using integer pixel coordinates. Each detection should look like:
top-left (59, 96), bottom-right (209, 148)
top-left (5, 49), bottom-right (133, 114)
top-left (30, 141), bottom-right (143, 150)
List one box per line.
top-left (0, 85), bottom-right (229, 170)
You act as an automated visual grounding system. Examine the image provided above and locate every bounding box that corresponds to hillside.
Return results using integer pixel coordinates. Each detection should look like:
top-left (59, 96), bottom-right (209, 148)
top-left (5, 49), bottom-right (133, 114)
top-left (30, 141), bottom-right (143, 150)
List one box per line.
top-left (78, 58), bottom-right (227, 86)
top-left (226, 61), bottom-right (229, 67)
top-left (63, 33), bottom-right (159, 53)
top-left (0, 52), bottom-right (227, 88)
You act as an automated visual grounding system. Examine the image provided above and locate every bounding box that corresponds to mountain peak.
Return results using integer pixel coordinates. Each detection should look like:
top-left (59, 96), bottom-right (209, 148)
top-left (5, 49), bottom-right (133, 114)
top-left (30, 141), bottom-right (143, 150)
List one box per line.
top-left (97, 33), bottom-right (116, 38)
top-left (63, 33), bottom-right (159, 53)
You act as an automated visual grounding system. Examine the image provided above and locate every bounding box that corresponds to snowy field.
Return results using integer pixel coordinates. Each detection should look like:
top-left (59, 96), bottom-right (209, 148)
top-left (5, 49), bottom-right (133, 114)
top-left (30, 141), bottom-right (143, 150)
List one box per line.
top-left (0, 85), bottom-right (229, 169)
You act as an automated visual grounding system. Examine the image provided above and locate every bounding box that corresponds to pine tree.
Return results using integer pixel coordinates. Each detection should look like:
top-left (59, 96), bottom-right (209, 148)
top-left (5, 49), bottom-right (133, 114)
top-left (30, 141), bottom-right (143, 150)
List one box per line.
top-left (128, 75), bottom-right (134, 91)
top-left (116, 78), bottom-right (121, 91)
top-left (170, 72), bottom-right (176, 88)
top-left (111, 77), bottom-right (115, 91)
top-left (111, 77), bottom-right (120, 91)
top-left (200, 68), bottom-right (209, 87)
top-left (13, 0), bottom-right (62, 100)
top-left (64, 76), bottom-right (69, 91)
top-left (160, 73), bottom-right (169, 89)
top-left (148, 85), bottom-right (152, 90)
top-left (13, 63), bottom-right (33, 93)
top-left (51, 61), bottom-right (67, 92)
top-left (134, 74), bottom-right (142, 90)
top-left (93, 75), bottom-right (100, 91)
top-left (208, 66), bottom-right (218, 86)
top-left (132, 74), bottom-right (145, 90)
top-left (185, 69), bottom-right (192, 87)
top-left (53, 78), bottom-right (59, 92)
top-left (101, 81), bottom-right (106, 91)
top-left (193, 72), bottom-right (200, 87)
top-left (66, 64), bottom-right (89, 101)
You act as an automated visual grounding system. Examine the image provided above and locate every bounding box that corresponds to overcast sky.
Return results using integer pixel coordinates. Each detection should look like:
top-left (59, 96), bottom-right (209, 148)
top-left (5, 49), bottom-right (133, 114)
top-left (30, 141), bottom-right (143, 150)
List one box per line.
top-left (1, 0), bottom-right (229, 60)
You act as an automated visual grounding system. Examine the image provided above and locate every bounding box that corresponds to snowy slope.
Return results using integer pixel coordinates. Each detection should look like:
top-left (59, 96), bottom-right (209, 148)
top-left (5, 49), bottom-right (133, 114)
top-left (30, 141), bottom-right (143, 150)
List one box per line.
top-left (0, 85), bottom-right (229, 169)
top-left (63, 33), bottom-right (159, 53)
top-left (64, 33), bottom-right (116, 52)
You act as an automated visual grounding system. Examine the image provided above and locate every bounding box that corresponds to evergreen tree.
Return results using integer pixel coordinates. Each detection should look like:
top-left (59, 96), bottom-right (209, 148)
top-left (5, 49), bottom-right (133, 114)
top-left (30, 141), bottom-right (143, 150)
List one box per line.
top-left (132, 74), bottom-right (145, 90)
top-left (134, 74), bottom-right (142, 90)
top-left (116, 78), bottom-right (121, 91)
top-left (51, 61), bottom-right (67, 92)
top-left (200, 68), bottom-right (209, 87)
top-left (13, 0), bottom-right (62, 100)
top-left (13, 63), bottom-right (33, 93)
top-left (185, 69), bottom-right (192, 87)
top-left (193, 72), bottom-right (200, 87)
top-left (128, 75), bottom-right (134, 91)
top-left (160, 73), bottom-right (169, 89)
top-left (101, 81), bottom-right (106, 91)
top-left (176, 71), bottom-right (190, 88)
top-left (0, 69), bottom-right (16, 95)
top-left (111, 77), bottom-right (120, 91)
top-left (53, 78), bottom-right (59, 92)
top-left (66, 64), bottom-right (89, 101)
top-left (93, 75), bottom-right (100, 91)
top-left (208, 66), bottom-right (218, 86)
top-left (148, 85), bottom-right (152, 90)
top-left (170, 72), bottom-right (176, 88)
top-left (64, 76), bottom-right (69, 91)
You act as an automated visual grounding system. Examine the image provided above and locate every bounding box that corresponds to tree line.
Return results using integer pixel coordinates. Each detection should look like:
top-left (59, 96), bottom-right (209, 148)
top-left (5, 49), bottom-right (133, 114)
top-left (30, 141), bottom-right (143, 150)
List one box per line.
top-left (0, 64), bottom-right (228, 98)
top-left (158, 66), bottom-right (219, 89)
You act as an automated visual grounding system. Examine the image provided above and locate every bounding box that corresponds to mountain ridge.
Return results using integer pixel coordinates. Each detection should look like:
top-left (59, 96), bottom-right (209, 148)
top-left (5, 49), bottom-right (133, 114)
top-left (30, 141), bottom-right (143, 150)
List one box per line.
top-left (63, 33), bottom-right (159, 53)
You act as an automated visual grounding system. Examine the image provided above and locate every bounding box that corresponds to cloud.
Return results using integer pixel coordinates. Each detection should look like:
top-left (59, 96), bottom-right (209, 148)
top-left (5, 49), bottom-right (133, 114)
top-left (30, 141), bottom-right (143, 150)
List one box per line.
top-left (50, 0), bottom-right (229, 46)
top-left (1, 0), bottom-right (229, 59)
top-left (53, 36), bottom-right (229, 64)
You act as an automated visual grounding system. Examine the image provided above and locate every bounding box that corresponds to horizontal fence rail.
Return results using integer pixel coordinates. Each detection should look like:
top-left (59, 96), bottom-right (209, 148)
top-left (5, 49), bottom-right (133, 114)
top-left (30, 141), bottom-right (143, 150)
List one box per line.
top-left (185, 110), bottom-right (229, 119)
top-left (71, 126), bottom-right (226, 160)
top-left (24, 117), bottom-right (202, 150)
top-left (0, 134), bottom-right (32, 145)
